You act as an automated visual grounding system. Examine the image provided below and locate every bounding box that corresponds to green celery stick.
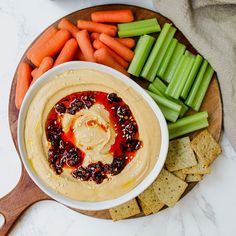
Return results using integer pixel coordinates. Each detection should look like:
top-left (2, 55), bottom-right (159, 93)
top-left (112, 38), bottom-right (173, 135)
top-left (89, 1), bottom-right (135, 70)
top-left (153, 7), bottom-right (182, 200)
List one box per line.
top-left (147, 26), bottom-right (177, 81)
top-left (134, 36), bottom-right (144, 53)
top-left (118, 19), bottom-right (161, 38)
top-left (185, 60), bottom-right (209, 107)
top-left (150, 78), bottom-right (188, 117)
top-left (158, 104), bottom-right (180, 122)
top-left (146, 90), bottom-right (182, 113)
top-left (163, 43), bottom-right (186, 82)
top-left (168, 111), bottom-right (209, 139)
top-left (118, 18), bottom-right (159, 31)
top-left (148, 84), bottom-right (164, 96)
top-left (165, 55), bottom-right (195, 99)
top-left (184, 50), bottom-right (194, 57)
top-left (157, 38), bottom-right (178, 78)
top-left (128, 35), bottom-right (155, 77)
top-left (191, 65), bottom-right (214, 111)
top-left (181, 55), bottom-right (203, 99)
top-left (152, 77), bottom-right (167, 94)
top-left (140, 23), bottom-right (172, 82)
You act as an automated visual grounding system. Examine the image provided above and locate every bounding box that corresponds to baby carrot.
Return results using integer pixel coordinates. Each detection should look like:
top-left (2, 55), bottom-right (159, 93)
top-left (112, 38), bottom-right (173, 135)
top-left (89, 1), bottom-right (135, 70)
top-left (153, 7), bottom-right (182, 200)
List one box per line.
top-left (31, 57), bottom-right (54, 84)
top-left (99, 33), bottom-right (134, 61)
top-left (54, 38), bottom-right (78, 66)
top-left (26, 26), bottom-right (58, 60)
top-left (74, 49), bottom-right (86, 61)
top-left (93, 39), bottom-right (129, 69)
top-left (76, 30), bottom-right (95, 62)
top-left (90, 32), bottom-right (100, 41)
top-left (15, 63), bottom-right (32, 109)
top-left (94, 48), bottom-right (129, 76)
top-left (31, 68), bottom-right (38, 78)
top-left (77, 20), bottom-right (117, 37)
top-left (115, 38), bottom-right (135, 48)
top-left (30, 29), bottom-right (71, 67)
top-left (91, 9), bottom-right (134, 23)
top-left (58, 18), bottom-right (79, 38)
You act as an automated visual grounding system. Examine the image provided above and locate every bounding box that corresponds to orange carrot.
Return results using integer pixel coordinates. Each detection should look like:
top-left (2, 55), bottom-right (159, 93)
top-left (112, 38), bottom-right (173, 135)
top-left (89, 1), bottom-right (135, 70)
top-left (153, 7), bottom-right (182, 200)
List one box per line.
top-left (74, 49), bottom-right (86, 61)
top-left (93, 39), bottom-right (129, 69)
top-left (27, 26), bottom-right (58, 60)
top-left (30, 29), bottom-right (71, 67)
top-left (94, 48), bottom-right (129, 76)
top-left (58, 18), bottom-right (79, 38)
top-left (115, 38), bottom-right (135, 48)
top-left (90, 32), bottom-right (100, 41)
top-left (54, 38), bottom-right (78, 66)
top-left (77, 20), bottom-right (117, 37)
top-left (15, 63), bottom-right (32, 109)
top-left (91, 9), bottom-right (134, 23)
top-left (76, 30), bottom-right (95, 62)
top-left (31, 57), bottom-right (54, 84)
top-left (31, 68), bottom-right (38, 78)
top-left (99, 33), bottom-right (134, 61)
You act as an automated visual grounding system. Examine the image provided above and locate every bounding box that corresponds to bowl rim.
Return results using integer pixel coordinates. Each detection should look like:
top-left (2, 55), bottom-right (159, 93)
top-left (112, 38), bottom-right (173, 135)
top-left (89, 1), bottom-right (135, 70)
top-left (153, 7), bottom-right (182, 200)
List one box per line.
top-left (17, 61), bottom-right (169, 211)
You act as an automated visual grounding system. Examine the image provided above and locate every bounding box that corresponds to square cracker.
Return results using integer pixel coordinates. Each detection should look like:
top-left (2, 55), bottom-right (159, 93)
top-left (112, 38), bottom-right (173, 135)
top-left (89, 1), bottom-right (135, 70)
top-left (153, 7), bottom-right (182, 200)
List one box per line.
top-left (186, 174), bottom-right (203, 182)
top-left (182, 162), bottom-right (211, 174)
top-left (137, 198), bottom-right (152, 216)
top-left (172, 170), bottom-right (187, 180)
top-left (138, 185), bottom-right (165, 214)
top-left (191, 129), bottom-right (221, 165)
top-left (153, 168), bottom-right (188, 207)
top-left (165, 137), bottom-right (197, 172)
top-left (109, 199), bottom-right (141, 221)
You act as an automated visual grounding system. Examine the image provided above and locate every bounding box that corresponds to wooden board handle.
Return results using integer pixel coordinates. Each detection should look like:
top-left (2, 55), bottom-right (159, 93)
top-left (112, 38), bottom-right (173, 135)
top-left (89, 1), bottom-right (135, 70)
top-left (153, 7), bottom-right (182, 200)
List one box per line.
top-left (0, 166), bottom-right (50, 235)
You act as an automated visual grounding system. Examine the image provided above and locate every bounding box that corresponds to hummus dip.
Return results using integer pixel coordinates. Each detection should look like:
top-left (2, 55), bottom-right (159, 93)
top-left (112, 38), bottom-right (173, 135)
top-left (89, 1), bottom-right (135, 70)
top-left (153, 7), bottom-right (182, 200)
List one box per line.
top-left (24, 69), bottom-right (161, 201)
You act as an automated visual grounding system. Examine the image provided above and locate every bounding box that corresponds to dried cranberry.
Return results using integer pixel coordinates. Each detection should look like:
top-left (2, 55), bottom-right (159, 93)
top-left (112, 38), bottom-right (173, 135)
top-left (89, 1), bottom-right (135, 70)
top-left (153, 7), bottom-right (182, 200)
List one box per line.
top-left (67, 107), bottom-right (76, 115)
top-left (123, 122), bottom-right (137, 140)
top-left (111, 157), bottom-right (126, 175)
top-left (71, 99), bottom-right (84, 111)
top-left (81, 95), bottom-right (95, 108)
top-left (127, 139), bottom-right (142, 152)
top-left (93, 172), bottom-right (105, 184)
top-left (117, 105), bottom-right (131, 118)
top-left (55, 104), bottom-right (66, 114)
top-left (107, 93), bottom-right (122, 104)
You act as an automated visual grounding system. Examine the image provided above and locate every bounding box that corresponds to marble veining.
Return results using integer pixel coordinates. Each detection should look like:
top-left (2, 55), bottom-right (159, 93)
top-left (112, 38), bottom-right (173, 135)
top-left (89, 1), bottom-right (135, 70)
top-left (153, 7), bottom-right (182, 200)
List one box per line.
top-left (0, 0), bottom-right (236, 235)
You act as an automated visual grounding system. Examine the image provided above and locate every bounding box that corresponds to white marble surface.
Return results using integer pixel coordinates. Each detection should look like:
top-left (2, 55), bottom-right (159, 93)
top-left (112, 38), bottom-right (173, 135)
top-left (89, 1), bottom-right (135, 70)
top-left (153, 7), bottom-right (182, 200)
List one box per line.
top-left (0, 0), bottom-right (236, 235)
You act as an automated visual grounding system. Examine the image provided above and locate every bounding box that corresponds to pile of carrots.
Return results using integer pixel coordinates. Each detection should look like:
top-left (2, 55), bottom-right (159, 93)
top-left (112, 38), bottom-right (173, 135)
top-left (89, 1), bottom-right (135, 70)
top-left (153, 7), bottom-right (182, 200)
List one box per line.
top-left (15, 9), bottom-right (136, 109)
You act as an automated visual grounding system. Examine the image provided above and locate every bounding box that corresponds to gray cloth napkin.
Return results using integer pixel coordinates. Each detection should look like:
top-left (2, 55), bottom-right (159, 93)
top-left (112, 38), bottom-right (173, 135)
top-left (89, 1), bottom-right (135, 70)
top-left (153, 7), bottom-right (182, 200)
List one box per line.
top-left (152, 0), bottom-right (236, 151)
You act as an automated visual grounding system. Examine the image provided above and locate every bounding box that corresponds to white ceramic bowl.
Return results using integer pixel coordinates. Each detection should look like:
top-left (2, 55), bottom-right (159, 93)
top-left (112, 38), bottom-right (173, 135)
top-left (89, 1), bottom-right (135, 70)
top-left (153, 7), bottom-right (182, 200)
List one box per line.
top-left (18, 61), bottom-right (169, 211)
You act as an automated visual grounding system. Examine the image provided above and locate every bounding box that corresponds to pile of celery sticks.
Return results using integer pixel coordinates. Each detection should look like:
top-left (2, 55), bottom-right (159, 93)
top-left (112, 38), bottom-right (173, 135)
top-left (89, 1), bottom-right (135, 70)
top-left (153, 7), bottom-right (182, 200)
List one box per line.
top-left (118, 19), bottom-right (214, 139)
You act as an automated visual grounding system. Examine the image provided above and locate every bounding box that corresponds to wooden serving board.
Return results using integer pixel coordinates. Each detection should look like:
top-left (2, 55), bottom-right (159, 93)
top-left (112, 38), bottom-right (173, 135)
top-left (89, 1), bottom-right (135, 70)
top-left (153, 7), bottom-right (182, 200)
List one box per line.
top-left (1, 4), bottom-right (222, 235)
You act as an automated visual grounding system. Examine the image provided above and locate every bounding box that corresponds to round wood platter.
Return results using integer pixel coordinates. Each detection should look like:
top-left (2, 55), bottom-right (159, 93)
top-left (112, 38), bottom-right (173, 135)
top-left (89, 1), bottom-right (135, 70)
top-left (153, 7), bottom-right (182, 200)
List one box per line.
top-left (2, 4), bottom-right (222, 235)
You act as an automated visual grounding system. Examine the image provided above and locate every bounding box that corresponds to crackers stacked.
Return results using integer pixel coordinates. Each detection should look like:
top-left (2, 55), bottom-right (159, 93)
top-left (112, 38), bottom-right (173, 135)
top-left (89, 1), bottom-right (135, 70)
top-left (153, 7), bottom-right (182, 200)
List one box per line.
top-left (109, 129), bottom-right (221, 221)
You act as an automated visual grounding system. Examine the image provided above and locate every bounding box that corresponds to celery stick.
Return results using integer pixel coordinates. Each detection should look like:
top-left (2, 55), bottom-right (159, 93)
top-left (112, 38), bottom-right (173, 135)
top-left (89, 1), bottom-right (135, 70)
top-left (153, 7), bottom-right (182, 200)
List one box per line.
top-left (168, 111), bottom-right (209, 139)
top-left (148, 84), bottom-right (164, 96)
top-left (147, 27), bottom-right (177, 81)
top-left (166, 55), bottom-right (195, 99)
top-left (152, 77), bottom-right (167, 94)
top-left (163, 43), bottom-right (186, 83)
top-left (128, 35), bottom-right (155, 77)
top-left (140, 23), bottom-right (172, 82)
top-left (185, 60), bottom-right (208, 107)
top-left (150, 78), bottom-right (188, 117)
top-left (157, 38), bottom-right (178, 78)
top-left (158, 104), bottom-right (180, 122)
top-left (191, 64), bottom-right (214, 111)
top-left (181, 55), bottom-right (203, 99)
top-left (118, 18), bottom-right (159, 31)
top-left (118, 19), bottom-right (161, 38)
top-left (146, 90), bottom-right (182, 113)
top-left (184, 50), bottom-right (194, 57)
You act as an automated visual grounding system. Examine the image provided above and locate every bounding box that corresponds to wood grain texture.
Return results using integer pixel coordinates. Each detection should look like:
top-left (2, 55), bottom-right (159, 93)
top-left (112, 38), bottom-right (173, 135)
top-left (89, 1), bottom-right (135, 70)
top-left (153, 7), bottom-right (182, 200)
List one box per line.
top-left (2, 4), bottom-right (222, 234)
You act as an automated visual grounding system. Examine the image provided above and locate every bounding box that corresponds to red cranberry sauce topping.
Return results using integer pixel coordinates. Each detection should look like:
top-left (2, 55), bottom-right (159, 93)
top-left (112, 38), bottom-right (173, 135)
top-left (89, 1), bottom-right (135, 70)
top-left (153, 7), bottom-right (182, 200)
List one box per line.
top-left (45, 91), bottom-right (142, 184)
